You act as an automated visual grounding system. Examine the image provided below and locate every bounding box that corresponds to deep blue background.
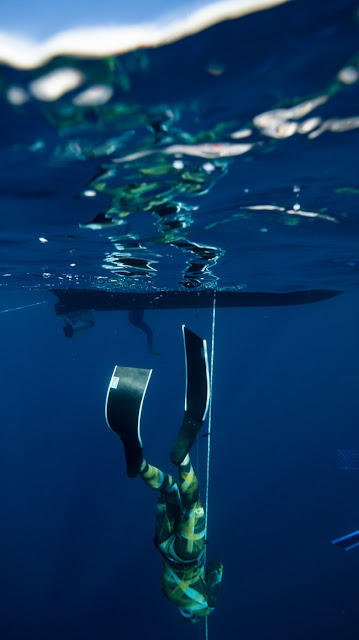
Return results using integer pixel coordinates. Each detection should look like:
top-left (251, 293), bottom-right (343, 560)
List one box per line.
top-left (1, 290), bottom-right (359, 639)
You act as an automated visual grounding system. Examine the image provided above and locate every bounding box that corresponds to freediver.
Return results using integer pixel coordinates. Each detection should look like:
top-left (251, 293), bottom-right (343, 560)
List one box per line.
top-left (105, 326), bottom-right (223, 622)
top-left (60, 305), bottom-right (157, 353)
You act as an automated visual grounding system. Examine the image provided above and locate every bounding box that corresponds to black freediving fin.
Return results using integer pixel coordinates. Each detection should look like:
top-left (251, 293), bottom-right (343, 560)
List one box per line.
top-left (183, 325), bottom-right (210, 422)
top-left (170, 325), bottom-right (210, 465)
top-left (332, 530), bottom-right (359, 551)
top-left (105, 366), bottom-right (152, 477)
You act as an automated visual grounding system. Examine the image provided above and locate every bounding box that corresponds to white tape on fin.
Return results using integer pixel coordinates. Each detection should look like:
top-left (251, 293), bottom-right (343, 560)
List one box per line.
top-left (110, 376), bottom-right (119, 390)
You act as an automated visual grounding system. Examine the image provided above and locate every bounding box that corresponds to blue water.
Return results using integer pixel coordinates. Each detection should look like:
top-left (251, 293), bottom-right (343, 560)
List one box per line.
top-left (1, 0), bottom-right (359, 638)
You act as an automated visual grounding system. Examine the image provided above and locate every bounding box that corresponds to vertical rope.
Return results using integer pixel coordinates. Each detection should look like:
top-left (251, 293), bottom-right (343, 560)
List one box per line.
top-left (204, 291), bottom-right (216, 550)
top-left (204, 291), bottom-right (216, 640)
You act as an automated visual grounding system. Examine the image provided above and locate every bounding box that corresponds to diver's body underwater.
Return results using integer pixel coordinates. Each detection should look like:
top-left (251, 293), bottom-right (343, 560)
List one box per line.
top-left (105, 325), bottom-right (223, 622)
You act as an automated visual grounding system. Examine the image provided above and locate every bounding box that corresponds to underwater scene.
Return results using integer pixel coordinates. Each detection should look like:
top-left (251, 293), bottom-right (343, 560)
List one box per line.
top-left (1, 0), bottom-right (359, 637)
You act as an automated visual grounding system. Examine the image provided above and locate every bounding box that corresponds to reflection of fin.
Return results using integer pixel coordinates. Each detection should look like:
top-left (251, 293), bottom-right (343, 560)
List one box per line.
top-left (332, 530), bottom-right (359, 551)
top-left (105, 366), bottom-right (152, 477)
top-left (170, 326), bottom-right (209, 465)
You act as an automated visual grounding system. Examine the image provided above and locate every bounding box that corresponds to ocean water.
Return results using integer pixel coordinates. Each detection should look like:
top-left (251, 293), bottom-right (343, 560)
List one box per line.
top-left (1, 0), bottom-right (359, 638)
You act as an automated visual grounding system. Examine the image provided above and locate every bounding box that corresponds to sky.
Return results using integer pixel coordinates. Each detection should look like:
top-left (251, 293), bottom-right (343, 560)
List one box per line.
top-left (0, 0), bottom-right (291, 68)
top-left (0, 0), bottom-right (212, 39)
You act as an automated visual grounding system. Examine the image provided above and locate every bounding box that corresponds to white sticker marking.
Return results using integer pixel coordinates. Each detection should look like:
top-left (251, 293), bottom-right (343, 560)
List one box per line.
top-left (110, 376), bottom-right (119, 389)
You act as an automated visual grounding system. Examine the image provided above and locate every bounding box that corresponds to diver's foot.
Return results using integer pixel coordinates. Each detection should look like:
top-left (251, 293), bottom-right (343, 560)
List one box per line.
top-left (120, 436), bottom-right (144, 478)
top-left (170, 413), bottom-right (203, 465)
top-left (148, 346), bottom-right (160, 356)
top-left (206, 557), bottom-right (223, 582)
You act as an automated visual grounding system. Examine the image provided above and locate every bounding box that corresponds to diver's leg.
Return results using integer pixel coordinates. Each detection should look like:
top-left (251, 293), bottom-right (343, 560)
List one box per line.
top-left (174, 454), bottom-right (206, 561)
top-left (139, 460), bottom-right (178, 494)
top-left (128, 310), bottom-right (157, 354)
top-left (177, 454), bottom-right (199, 509)
top-left (139, 460), bottom-right (181, 543)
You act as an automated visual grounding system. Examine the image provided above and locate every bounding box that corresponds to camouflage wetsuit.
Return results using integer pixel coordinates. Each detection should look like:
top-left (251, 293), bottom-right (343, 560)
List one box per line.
top-left (139, 457), bottom-right (223, 622)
